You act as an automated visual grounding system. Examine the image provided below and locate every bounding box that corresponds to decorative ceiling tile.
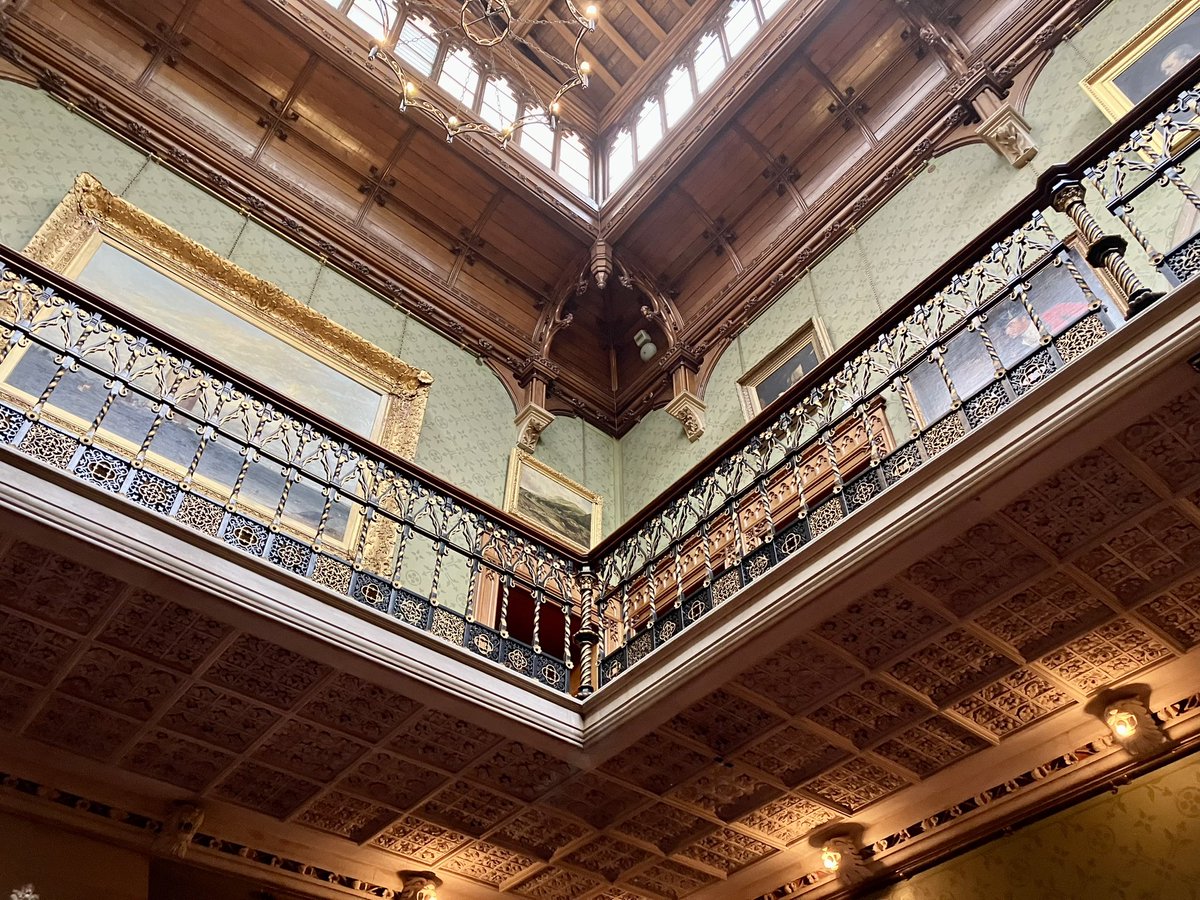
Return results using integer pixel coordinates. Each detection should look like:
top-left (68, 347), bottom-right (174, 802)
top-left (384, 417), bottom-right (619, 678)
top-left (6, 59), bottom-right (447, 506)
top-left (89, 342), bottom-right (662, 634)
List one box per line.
top-left (442, 840), bottom-right (537, 886)
top-left (0, 542), bottom-right (124, 633)
top-left (158, 684), bottom-right (280, 752)
top-left (561, 833), bottom-right (657, 881)
top-left (669, 763), bottom-right (783, 821)
top-left (1138, 575), bottom-right (1200, 647)
top-left (252, 720), bottom-right (369, 782)
top-left (804, 758), bottom-right (909, 811)
top-left (0, 610), bottom-right (79, 685)
top-left (1117, 393), bottom-right (1200, 490)
top-left (119, 728), bottom-right (234, 792)
top-left (665, 688), bottom-right (783, 758)
top-left (0, 676), bottom-right (39, 730)
top-left (297, 789), bottom-right (398, 841)
top-left (388, 709), bottom-right (501, 772)
top-left (973, 572), bottom-right (1112, 658)
top-left (512, 865), bottom-right (606, 900)
top-left (1001, 448), bottom-right (1157, 557)
top-left (675, 826), bottom-right (775, 875)
top-left (541, 772), bottom-right (646, 828)
top-left (463, 740), bottom-right (579, 802)
top-left (297, 672), bottom-right (421, 742)
top-left (488, 806), bottom-right (592, 860)
top-left (904, 520), bottom-right (1049, 616)
top-left (373, 814), bottom-right (470, 863)
top-left (735, 723), bottom-right (849, 787)
top-left (886, 628), bottom-right (1018, 707)
top-left (96, 591), bottom-right (231, 673)
top-left (202, 634), bottom-right (330, 710)
top-left (25, 695), bottom-right (133, 760)
top-left (735, 793), bottom-right (836, 844)
top-left (338, 749), bottom-right (447, 810)
top-left (806, 679), bottom-right (928, 748)
top-left (213, 760), bottom-right (321, 818)
top-left (733, 637), bottom-right (864, 716)
top-left (590, 889), bottom-right (655, 900)
top-left (1072, 508), bottom-right (1200, 605)
top-left (871, 716), bottom-right (989, 778)
top-left (417, 780), bottom-right (520, 836)
top-left (1036, 619), bottom-right (1173, 693)
top-left (813, 586), bottom-right (949, 667)
top-left (600, 731), bottom-right (714, 795)
top-left (951, 667), bottom-right (1074, 737)
top-left (627, 858), bottom-right (719, 899)
top-left (611, 800), bottom-right (715, 854)
top-left (58, 645), bottom-right (181, 720)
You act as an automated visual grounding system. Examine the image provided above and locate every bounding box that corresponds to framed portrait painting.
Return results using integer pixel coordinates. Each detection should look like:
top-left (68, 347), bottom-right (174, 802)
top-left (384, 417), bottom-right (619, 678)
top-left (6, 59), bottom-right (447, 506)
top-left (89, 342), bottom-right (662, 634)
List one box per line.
top-left (504, 450), bottom-right (602, 551)
top-left (737, 318), bottom-right (833, 420)
top-left (1082, 0), bottom-right (1200, 122)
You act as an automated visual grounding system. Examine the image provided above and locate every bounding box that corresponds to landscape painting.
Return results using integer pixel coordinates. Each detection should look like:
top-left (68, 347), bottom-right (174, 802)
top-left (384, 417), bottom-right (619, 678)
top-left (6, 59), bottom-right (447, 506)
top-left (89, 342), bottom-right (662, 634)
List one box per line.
top-left (504, 450), bottom-right (601, 550)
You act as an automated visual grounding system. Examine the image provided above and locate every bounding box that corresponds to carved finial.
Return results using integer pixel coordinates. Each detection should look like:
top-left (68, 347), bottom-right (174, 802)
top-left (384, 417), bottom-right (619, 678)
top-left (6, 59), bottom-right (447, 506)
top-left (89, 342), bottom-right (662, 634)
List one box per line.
top-left (590, 239), bottom-right (613, 289)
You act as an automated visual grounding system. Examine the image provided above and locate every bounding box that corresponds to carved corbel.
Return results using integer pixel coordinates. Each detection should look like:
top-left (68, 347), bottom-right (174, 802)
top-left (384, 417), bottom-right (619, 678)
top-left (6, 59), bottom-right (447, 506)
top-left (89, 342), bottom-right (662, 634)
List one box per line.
top-left (810, 824), bottom-right (872, 887)
top-left (978, 102), bottom-right (1038, 168)
top-left (397, 871), bottom-right (442, 900)
top-left (1094, 694), bottom-right (1169, 758)
top-left (151, 802), bottom-right (204, 858)
top-left (666, 389), bottom-right (706, 442)
top-left (514, 401), bottom-right (555, 452)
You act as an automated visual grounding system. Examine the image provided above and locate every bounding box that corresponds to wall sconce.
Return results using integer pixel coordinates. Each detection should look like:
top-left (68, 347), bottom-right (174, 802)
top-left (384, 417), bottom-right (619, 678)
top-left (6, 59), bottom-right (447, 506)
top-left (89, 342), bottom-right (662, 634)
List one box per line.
top-left (810, 825), bottom-right (870, 886)
top-left (1102, 696), bottom-right (1167, 757)
top-left (634, 328), bottom-right (658, 362)
top-left (397, 871), bottom-right (441, 900)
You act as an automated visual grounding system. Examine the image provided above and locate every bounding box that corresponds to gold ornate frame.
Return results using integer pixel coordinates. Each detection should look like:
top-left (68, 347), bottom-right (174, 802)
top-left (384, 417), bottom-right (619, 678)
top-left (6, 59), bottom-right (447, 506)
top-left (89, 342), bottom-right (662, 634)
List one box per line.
top-left (737, 317), bottom-right (833, 420)
top-left (22, 172), bottom-right (432, 459)
top-left (1081, 0), bottom-right (1200, 122)
top-left (504, 449), bottom-right (602, 551)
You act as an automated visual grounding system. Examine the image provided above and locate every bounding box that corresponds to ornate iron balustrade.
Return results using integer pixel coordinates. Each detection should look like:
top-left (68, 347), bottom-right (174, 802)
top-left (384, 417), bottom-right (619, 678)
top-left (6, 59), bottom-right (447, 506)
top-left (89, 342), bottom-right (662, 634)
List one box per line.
top-left (2, 64), bottom-right (1200, 699)
top-left (589, 71), bottom-right (1200, 687)
top-left (0, 251), bottom-right (585, 693)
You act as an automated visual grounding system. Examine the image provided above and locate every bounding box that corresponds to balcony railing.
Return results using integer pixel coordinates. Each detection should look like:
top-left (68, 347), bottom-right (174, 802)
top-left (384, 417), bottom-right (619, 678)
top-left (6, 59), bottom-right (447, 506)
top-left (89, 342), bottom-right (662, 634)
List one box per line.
top-left (1, 58), bottom-right (1199, 696)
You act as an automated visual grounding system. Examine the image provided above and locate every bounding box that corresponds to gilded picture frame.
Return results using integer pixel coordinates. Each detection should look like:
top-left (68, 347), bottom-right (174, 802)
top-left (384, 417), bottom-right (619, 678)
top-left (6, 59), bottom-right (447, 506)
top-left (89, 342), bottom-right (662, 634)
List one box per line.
top-left (1081, 0), bottom-right (1200, 123)
top-left (737, 318), bottom-right (833, 420)
top-left (504, 449), bottom-right (602, 551)
top-left (21, 173), bottom-right (432, 460)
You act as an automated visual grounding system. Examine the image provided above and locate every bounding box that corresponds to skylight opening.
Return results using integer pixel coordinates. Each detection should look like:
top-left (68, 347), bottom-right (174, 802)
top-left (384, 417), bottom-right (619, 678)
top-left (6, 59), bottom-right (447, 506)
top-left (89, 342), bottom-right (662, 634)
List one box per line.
top-left (693, 31), bottom-right (726, 93)
top-left (558, 131), bottom-right (592, 195)
top-left (635, 98), bottom-right (664, 157)
top-left (723, 0), bottom-right (760, 57)
top-left (609, 128), bottom-right (634, 190)
top-left (438, 47), bottom-right (481, 108)
top-left (480, 76), bottom-right (519, 130)
top-left (520, 115), bottom-right (556, 167)
top-left (395, 15), bottom-right (440, 76)
top-left (348, 0), bottom-right (396, 40)
top-left (760, 0), bottom-right (787, 19)
top-left (663, 65), bottom-right (695, 128)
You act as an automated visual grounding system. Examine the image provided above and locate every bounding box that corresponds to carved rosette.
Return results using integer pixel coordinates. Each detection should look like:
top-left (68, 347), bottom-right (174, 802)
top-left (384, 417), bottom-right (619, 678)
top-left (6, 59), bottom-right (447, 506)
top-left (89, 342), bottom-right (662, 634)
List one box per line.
top-left (514, 402), bottom-right (555, 452)
top-left (666, 389), bottom-right (706, 443)
top-left (977, 103), bottom-right (1037, 169)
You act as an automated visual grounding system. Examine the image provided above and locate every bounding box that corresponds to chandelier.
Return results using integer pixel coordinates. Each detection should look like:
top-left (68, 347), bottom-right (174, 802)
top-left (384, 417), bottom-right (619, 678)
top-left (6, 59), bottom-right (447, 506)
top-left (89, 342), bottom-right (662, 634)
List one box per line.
top-left (366, 0), bottom-right (599, 145)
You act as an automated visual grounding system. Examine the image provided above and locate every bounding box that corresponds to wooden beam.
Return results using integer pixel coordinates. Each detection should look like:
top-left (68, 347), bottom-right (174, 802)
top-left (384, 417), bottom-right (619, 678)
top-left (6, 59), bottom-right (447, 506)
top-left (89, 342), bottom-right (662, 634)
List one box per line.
top-left (552, 21), bottom-right (623, 92)
top-left (599, 18), bottom-right (646, 66)
top-left (513, 0), bottom-right (558, 37)
top-left (624, 0), bottom-right (668, 42)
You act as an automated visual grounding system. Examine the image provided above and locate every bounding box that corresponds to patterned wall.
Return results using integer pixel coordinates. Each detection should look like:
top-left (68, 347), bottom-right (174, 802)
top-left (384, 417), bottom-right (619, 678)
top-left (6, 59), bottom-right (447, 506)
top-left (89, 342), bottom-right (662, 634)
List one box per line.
top-left (0, 81), bottom-right (624, 512)
top-left (865, 750), bottom-right (1200, 900)
top-left (617, 0), bottom-right (1180, 520)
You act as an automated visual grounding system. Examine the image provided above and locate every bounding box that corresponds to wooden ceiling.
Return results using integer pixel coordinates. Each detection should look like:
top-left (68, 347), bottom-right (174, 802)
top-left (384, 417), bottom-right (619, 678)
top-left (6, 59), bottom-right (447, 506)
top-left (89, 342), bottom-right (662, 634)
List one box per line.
top-left (0, 0), bottom-right (1103, 433)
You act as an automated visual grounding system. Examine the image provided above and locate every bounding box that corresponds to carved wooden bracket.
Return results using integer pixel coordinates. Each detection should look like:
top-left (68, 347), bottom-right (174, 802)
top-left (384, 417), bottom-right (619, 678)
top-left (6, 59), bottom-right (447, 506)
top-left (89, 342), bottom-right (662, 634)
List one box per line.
top-left (977, 101), bottom-right (1037, 168)
top-left (515, 401), bottom-right (556, 451)
top-left (666, 389), bottom-right (706, 442)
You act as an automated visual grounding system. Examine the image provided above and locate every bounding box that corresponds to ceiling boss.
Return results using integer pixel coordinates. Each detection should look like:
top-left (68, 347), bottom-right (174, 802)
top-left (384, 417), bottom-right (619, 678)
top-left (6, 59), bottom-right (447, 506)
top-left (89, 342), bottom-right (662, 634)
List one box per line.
top-left (366, 0), bottom-right (598, 144)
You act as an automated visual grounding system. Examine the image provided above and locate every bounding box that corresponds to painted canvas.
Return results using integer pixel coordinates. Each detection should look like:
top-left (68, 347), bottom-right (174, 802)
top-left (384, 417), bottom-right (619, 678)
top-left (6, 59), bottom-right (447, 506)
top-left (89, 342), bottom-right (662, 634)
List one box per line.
top-left (737, 318), bottom-right (833, 420)
top-left (505, 451), bottom-right (601, 550)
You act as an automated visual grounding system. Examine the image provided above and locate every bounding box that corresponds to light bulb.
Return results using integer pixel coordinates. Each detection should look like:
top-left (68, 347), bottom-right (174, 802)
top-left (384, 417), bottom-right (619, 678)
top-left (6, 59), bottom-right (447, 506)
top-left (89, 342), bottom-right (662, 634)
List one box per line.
top-left (1107, 709), bottom-right (1138, 739)
top-left (579, 60), bottom-right (591, 74)
top-left (821, 847), bottom-right (842, 871)
top-left (447, 115), bottom-right (459, 127)
top-left (584, 3), bottom-right (599, 18)
top-left (404, 81), bottom-right (416, 95)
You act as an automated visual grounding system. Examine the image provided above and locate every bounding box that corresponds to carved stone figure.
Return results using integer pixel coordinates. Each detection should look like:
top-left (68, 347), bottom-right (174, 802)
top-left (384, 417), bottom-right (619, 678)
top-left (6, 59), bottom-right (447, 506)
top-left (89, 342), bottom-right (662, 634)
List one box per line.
top-left (397, 871), bottom-right (442, 900)
top-left (152, 802), bottom-right (204, 858)
top-left (978, 104), bottom-right (1038, 168)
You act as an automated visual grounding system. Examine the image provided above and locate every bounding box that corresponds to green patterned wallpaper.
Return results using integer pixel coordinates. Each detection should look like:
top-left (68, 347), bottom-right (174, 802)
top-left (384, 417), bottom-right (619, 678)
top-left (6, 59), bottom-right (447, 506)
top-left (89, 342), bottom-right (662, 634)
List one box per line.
top-left (0, 80), bottom-right (621, 514)
top-left (617, 0), bottom-right (1188, 520)
top-left (866, 750), bottom-right (1200, 900)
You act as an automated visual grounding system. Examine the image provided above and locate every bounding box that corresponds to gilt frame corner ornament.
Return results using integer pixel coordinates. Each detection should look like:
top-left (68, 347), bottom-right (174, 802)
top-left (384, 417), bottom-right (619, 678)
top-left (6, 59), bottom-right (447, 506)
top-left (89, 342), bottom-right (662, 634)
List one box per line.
top-left (22, 172), bottom-right (432, 459)
top-left (736, 317), bottom-right (833, 421)
top-left (504, 448), bottom-right (602, 552)
top-left (1081, 0), bottom-right (1200, 124)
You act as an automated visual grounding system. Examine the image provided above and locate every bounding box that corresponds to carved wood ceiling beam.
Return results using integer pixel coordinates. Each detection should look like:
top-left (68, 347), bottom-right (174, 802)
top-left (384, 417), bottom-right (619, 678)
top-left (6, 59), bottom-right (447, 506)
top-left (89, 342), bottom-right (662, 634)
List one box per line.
top-left (549, 20), bottom-right (624, 93)
top-left (448, 190), bottom-right (505, 284)
top-left (598, 17), bottom-right (646, 67)
top-left (132, 0), bottom-right (199, 89)
top-left (353, 126), bottom-right (418, 226)
top-left (512, 0), bottom-right (558, 37)
top-left (730, 120), bottom-right (805, 209)
top-left (624, 0), bottom-right (668, 42)
top-left (252, 55), bottom-right (319, 161)
top-left (799, 51), bottom-right (879, 147)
